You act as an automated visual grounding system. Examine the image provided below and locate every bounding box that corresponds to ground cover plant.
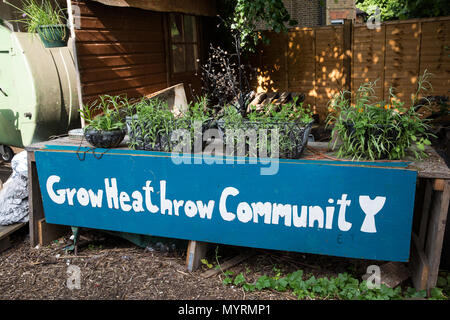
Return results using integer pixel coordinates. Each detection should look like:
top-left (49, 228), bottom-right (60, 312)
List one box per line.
top-left (200, 246), bottom-right (449, 300)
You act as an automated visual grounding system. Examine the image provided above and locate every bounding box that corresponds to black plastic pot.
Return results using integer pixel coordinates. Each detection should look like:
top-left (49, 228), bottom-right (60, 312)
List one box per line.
top-left (84, 128), bottom-right (126, 149)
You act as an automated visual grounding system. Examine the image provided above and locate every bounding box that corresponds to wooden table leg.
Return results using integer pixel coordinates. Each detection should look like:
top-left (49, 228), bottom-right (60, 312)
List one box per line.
top-left (409, 232), bottom-right (430, 291)
top-left (27, 151), bottom-right (44, 247)
top-left (27, 151), bottom-right (70, 247)
top-left (425, 180), bottom-right (450, 290)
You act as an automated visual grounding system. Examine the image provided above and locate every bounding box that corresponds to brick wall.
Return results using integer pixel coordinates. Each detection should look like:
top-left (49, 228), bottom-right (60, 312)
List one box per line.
top-left (256, 0), bottom-right (325, 29)
top-left (255, 0), bottom-right (357, 29)
top-left (326, 0), bottom-right (356, 24)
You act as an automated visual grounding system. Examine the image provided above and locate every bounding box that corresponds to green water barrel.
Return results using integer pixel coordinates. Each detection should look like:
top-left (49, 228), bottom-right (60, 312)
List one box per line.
top-left (0, 23), bottom-right (80, 148)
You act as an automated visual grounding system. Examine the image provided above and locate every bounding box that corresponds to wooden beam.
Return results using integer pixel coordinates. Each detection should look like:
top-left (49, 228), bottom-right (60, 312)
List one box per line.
top-left (202, 251), bottom-right (255, 278)
top-left (186, 240), bottom-right (210, 272)
top-left (418, 179), bottom-right (433, 246)
top-left (27, 152), bottom-right (44, 247)
top-left (0, 223), bottom-right (26, 253)
top-left (425, 180), bottom-right (450, 290)
top-left (89, 0), bottom-right (217, 17)
top-left (37, 219), bottom-right (71, 246)
top-left (433, 179), bottom-right (445, 191)
top-left (409, 232), bottom-right (430, 291)
top-left (375, 262), bottom-right (410, 288)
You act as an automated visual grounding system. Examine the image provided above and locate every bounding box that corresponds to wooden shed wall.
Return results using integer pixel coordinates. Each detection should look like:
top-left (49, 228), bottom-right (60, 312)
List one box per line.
top-left (72, 0), bottom-right (169, 104)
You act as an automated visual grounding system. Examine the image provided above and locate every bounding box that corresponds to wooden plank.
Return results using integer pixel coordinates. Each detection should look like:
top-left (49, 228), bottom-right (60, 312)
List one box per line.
top-left (80, 63), bottom-right (166, 82)
top-left (186, 240), bottom-right (210, 272)
top-left (410, 232), bottom-right (430, 291)
top-left (425, 180), bottom-right (450, 290)
top-left (87, 0), bottom-right (217, 17)
top-left (76, 42), bottom-right (165, 56)
top-left (78, 54), bottom-right (165, 71)
top-left (0, 223), bottom-right (25, 252)
top-left (433, 179), bottom-right (445, 191)
top-left (76, 29), bottom-right (164, 43)
top-left (418, 179), bottom-right (433, 246)
top-left (37, 218), bottom-right (70, 246)
top-left (0, 223), bottom-right (26, 240)
top-left (0, 236), bottom-right (11, 252)
top-left (202, 251), bottom-right (255, 278)
top-left (81, 73), bottom-right (167, 95)
top-left (82, 83), bottom-right (167, 103)
top-left (362, 261), bottom-right (410, 288)
top-left (78, 15), bottom-right (163, 31)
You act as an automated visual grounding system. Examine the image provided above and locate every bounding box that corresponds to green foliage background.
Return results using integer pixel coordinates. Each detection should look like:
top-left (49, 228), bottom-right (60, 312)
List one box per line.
top-left (356, 0), bottom-right (450, 21)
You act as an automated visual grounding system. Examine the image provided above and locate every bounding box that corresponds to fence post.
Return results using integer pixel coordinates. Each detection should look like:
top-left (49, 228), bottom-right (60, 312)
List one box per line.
top-left (343, 19), bottom-right (353, 95)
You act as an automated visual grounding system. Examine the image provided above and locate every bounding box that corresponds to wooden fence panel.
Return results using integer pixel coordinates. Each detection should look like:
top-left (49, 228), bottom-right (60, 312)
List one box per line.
top-left (419, 21), bottom-right (450, 97)
top-left (315, 26), bottom-right (345, 120)
top-left (253, 16), bottom-right (450, 123)
top-left (286, 29), bottom-right (316, 110)
top-left (383, 22), bottom-right (422, 103)
top-left (351, 25), bottom-right (385, 101)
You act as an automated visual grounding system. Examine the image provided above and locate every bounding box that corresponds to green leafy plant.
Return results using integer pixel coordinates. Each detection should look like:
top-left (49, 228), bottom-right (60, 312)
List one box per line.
top-left (80, 95), bottom-right (127, 132)
top-left (227, 0), bottom-right (297, 50)
top-left (127, 95), bottom-right (213, 152)
top-left (326, 71), bottom-right (433, 160)
top-left (5, 0), bottom-right (66, 33)
top-left (127, 98), bottom-right (176, 152)
top-left (223, 268), bottom-right (448, 300)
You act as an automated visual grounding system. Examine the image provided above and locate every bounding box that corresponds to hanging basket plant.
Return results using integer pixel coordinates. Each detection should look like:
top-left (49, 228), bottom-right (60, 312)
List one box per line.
top-left (5, 0), bottom-right (69, 48)
top-left (80, 95), bottom-right (129, 149)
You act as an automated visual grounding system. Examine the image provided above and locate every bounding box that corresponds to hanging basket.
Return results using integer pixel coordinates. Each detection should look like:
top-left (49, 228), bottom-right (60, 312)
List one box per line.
top-left (84, 128), bottom-right (126, 149)
top-left (37, 24), bottom-right (69, 48)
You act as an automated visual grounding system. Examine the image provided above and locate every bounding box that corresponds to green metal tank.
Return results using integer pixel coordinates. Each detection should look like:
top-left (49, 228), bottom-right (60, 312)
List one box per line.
top-left (0, 21), bottom-right (80, 151)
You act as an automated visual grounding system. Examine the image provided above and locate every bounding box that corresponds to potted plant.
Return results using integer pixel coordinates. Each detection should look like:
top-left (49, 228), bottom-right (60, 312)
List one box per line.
top-left (219, 96), bottom-right (314, 159)
top-left (80, 95), bottom-right (127, 149)
top-left (5, 0), bottom-right (69, 48)
top-left (326, 71), bottom-right (433, 160)
top-left (126, 98), bottom-right (176, 152)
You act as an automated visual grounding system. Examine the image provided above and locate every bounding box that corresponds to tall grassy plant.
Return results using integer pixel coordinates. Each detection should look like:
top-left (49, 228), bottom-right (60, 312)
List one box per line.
top-left (326, 71), bottom-right (433, 160)
top-left (80, 95), bottom-right (127, 131)
top-left (5, 0), bottom-right (66, 32)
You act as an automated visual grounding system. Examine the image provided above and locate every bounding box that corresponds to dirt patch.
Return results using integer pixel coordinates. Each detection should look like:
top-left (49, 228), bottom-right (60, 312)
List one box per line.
top-left (0, 227), bottom-right (388, 300)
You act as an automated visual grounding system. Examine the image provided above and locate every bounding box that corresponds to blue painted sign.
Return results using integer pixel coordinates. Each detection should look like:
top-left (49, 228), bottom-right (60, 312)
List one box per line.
top-left (35, 146), bottom-right (417, 262)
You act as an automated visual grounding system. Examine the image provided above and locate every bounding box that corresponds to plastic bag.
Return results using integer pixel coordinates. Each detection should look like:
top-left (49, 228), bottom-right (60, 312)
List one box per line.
top-left (0, 151), bottom-right (29, 225)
